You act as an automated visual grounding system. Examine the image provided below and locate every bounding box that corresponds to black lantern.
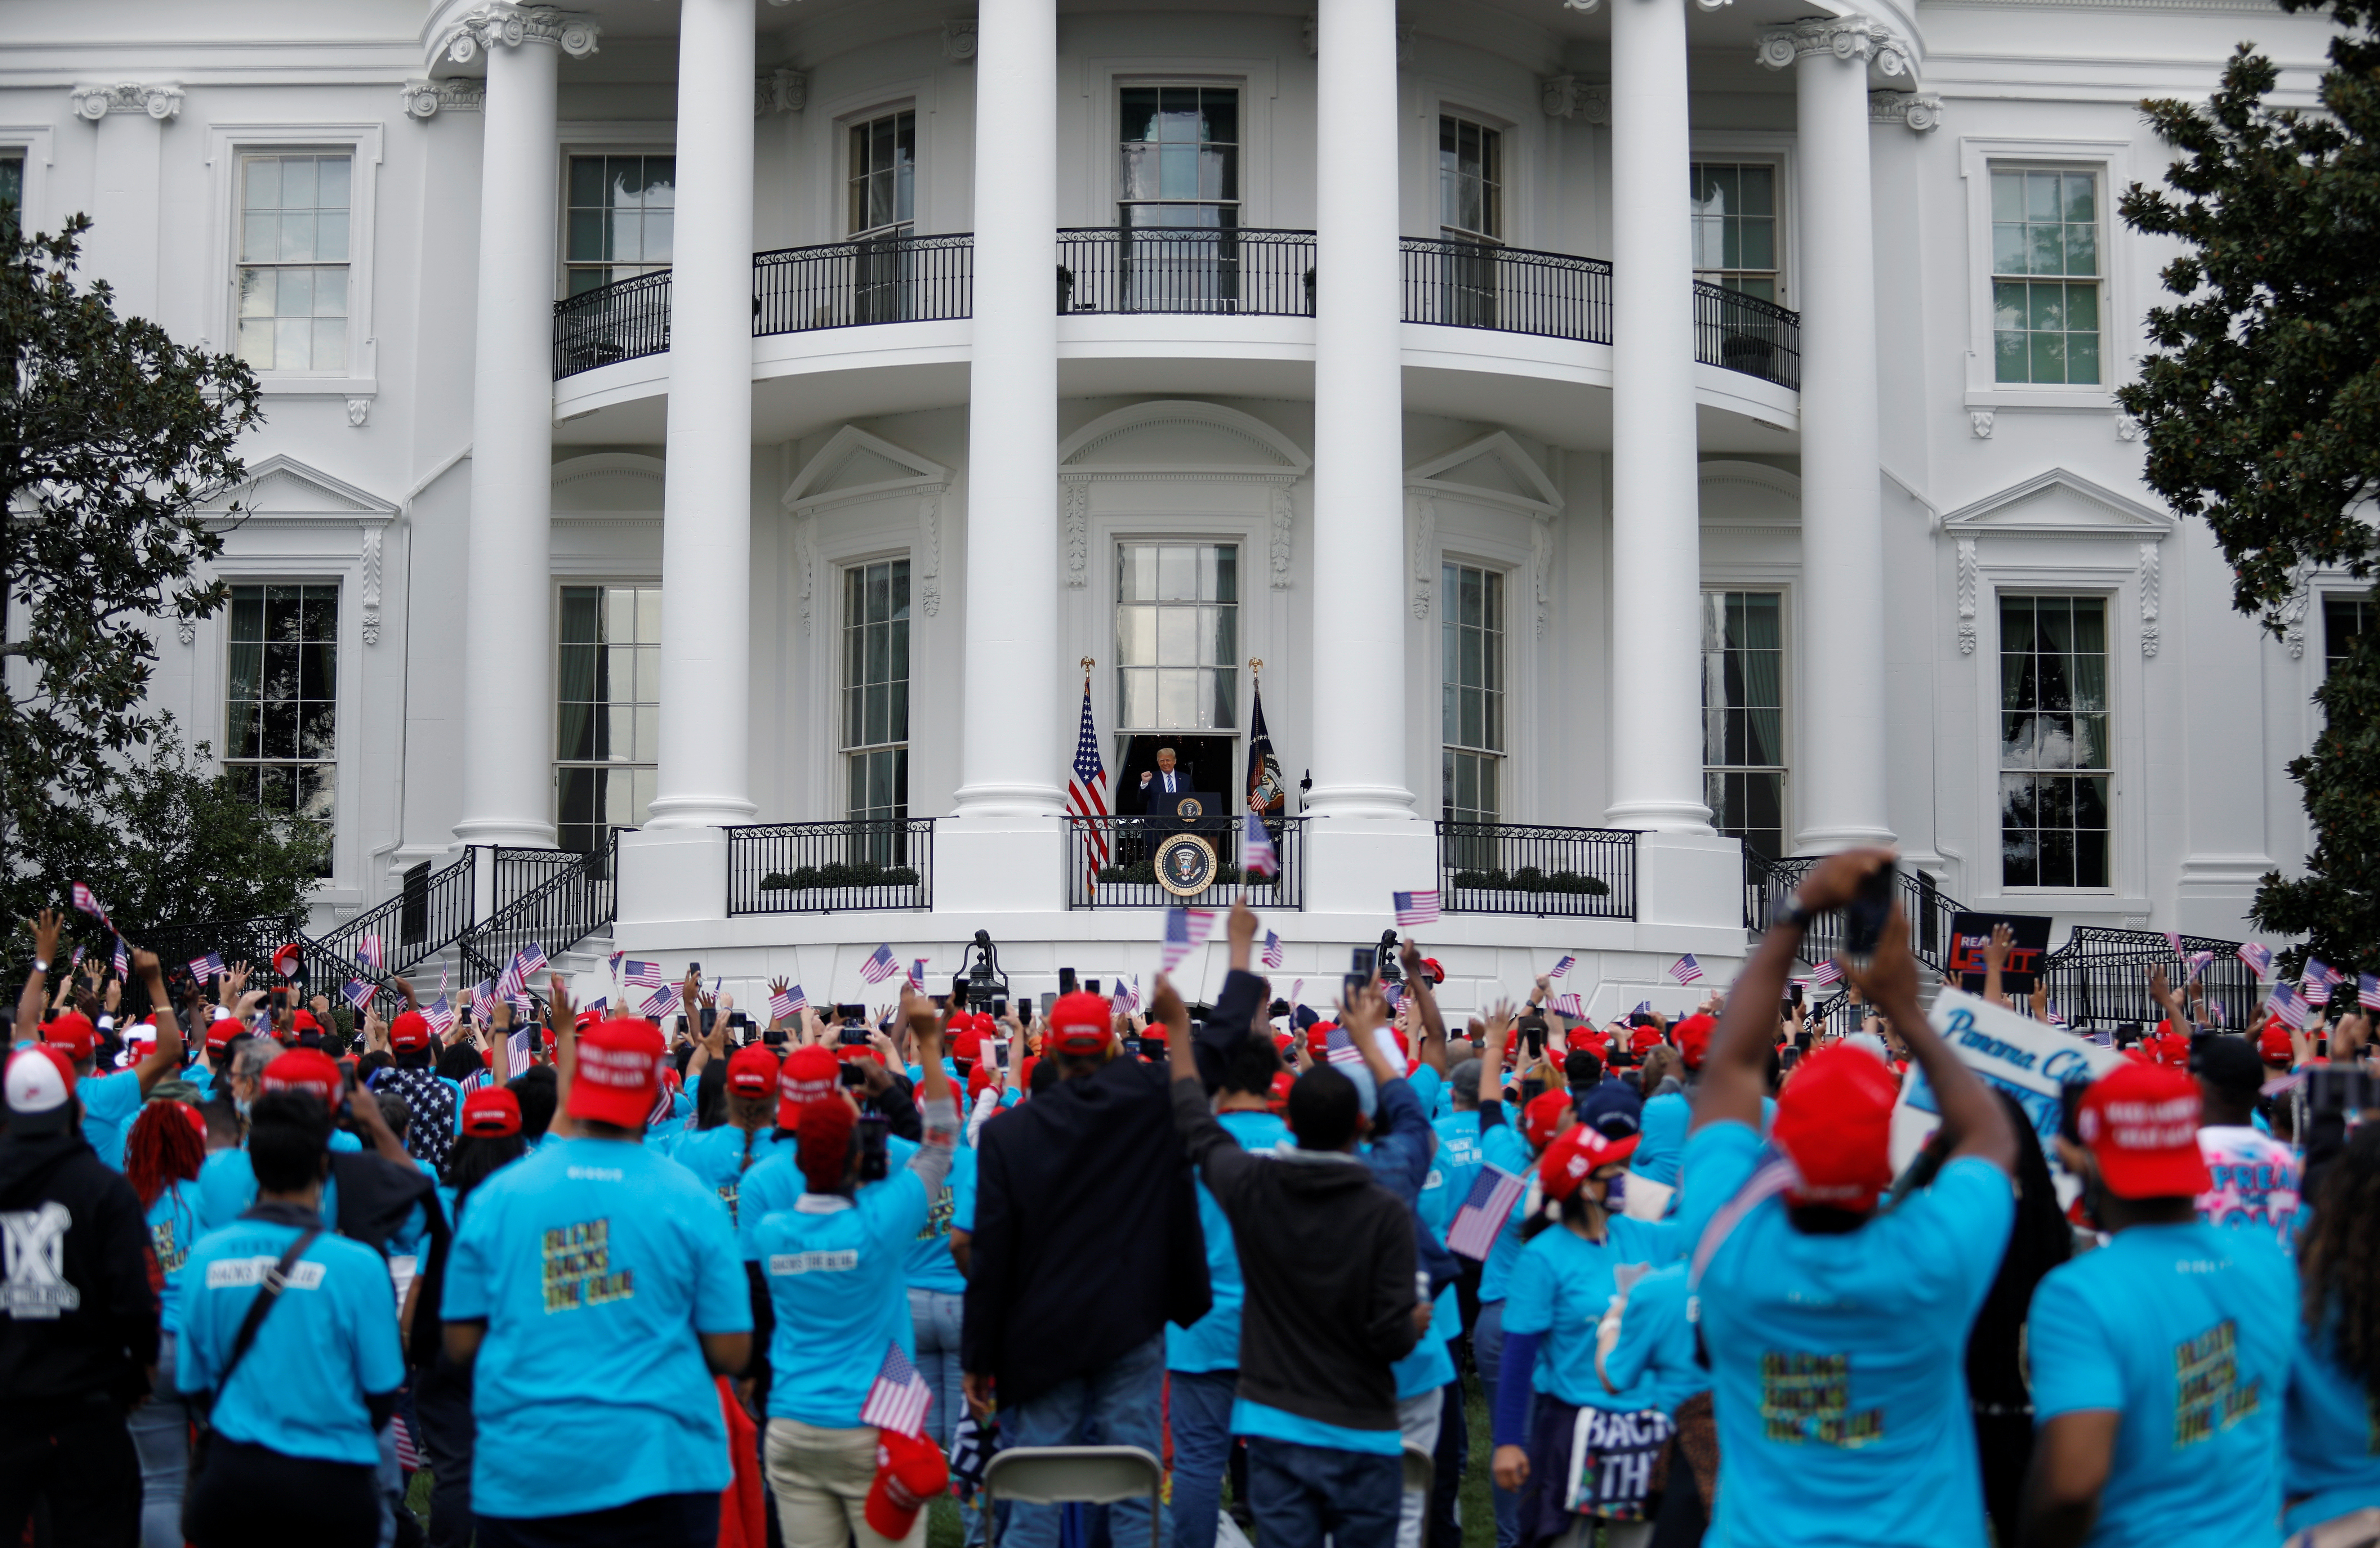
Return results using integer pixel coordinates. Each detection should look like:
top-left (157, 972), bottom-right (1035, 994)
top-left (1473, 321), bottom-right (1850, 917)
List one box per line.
top-left (1377, 930), bottom-right (1404, 984)
top-left (962, 929), bottom-right (1008, 1011)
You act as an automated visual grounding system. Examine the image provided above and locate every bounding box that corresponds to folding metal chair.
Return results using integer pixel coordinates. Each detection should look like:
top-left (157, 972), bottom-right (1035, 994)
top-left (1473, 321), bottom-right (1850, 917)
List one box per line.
top-left (984, 1444), bottom-right (1166, 1548)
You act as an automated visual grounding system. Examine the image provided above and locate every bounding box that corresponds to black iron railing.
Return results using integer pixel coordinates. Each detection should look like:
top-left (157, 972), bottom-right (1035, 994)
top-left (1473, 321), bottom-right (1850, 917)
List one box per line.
top-left (1058, 227), bottom-right (1315, 317)
top-left (2039, 927), bottom-right (2269, 1032)
top-left (314, 853), bottom-right (474, 976)
top-left (1401, 238), bottom-right (1613, 344)
top-left (553, 269), bottom-right (672, 379)
top-left (1065, 815), bottom-right (1306, 910)
top-left (455, 832), bottom-right (619, 989)
top-left (1436, 823), bottom-right (1637, 920)
top-left (726, 819), bottom-right (935, 915)
top-left (755, 232), bottom-right (974, 337)
top-left (1742, 847), bottom-right (1956, 972)
top-left (1694, 282), bottom-right (1801, 390)
top-left (141, 914), bottom-right (384, 1006)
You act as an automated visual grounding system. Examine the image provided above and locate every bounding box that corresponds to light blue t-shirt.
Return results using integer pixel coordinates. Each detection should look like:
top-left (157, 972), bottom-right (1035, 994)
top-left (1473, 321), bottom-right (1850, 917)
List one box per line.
top-left (1392, 1283), bottom-right (1460, 1398)
top-left (753, 1172), bottom-right (931, 1427)
top-left (666, 1123), bottom-right (784, 1229)
top-left (1598, 1262), bottom-right (1708, 1414)
top-left (1478, 1119), bottom-right (1534, 1303)
top-left (1504, 1217), bottom-right (1682, 1411)
top-left (1632, 1091), bottom-right (1690, 1188)
top-left (735, 1132), bottom-right (918, 1262)
top-left (196, 1129), bottom-right (362, 1234)
top-left (444, 1136), bottom-right (750, 1520)
top-left (80, 1068), bottom-right (144, 1169)
top-left (1232, 1396), bottom-right (1402, 1457)
top-left (1696, 1122), bottom-right (2013, 1548)
top-left (2029, 1221), bottom-right (2296, 1548)
top-left (1169, 1109), bottom-right (1290, 1374)
top-left (177, 1214), bottom-right (405, 1465)
top-left (1421, 1111), bottom-right (1484, 1243)
top-left (2286, 1305), bottom-right (2380, 1535)
top-left (144, 1180), bottom-right (204, 1335)
top-left (904, 1144), bottom-right (974, 1296)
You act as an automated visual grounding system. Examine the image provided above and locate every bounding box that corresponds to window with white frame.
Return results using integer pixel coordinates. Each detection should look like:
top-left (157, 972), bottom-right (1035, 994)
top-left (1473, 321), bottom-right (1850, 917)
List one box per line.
top-left (1440, 117), bottom-right (1503, 244)
top-left (2327, 593), bottom-right (2374, 677)
top-left (0, 151), bottom-right (22, 238)
top-left (224, 583), bottom-right (338, 836)
top-left (1690, 162), bottom-right (1779, 303)
top-left (842, 560), bottom-right (911, 842)
top-left (2000, 595), bottom-right (2111, 888)
top-left (847, 111), bottom-right (916, 239)
top-left (565, 155), bottom-right (675, 296)
top-left (1116, 543), bottom-right (1238, 731)
top-left (1702, 590), bottom-right (1785, 858)
top-left (556, 585), bottom-right (659, 856)
top-left (1442, 562), bottom-right (1505, 831)
top-left (1118, 86), bottom-right (1239, 230)
top-left (1992, 167), bottom-right (2102, 386)
top-left (236, 153), bottom-right (352, 373)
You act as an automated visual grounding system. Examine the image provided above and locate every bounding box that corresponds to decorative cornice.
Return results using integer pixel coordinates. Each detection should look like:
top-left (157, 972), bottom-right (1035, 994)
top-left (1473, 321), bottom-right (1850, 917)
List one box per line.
top-left (755, 68), bottom-right (806, 116)
top-left (401, 77), bottom-right (485, 118)
top-left (1868, 90), bottom-right (1943, 132)
top-left (1755, 15), bottom-right (1913, 78)
top-left (1540, 76), bottom-right (1609, 124)
top-left (942, 20), bottom-right (977, 61)
top-left (69, 82), bottom-right (182, 121)
top-left (440, 5), bottom-right (600, 67)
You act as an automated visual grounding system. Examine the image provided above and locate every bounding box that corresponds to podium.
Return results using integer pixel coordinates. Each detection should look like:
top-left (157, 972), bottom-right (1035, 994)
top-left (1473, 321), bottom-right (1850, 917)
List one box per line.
top-left (1136, 790), bottom-right (1230, 897)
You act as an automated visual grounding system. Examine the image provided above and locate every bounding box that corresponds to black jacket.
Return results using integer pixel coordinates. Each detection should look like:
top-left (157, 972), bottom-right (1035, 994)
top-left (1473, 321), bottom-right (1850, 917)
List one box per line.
top-left (962, 1054), bottom-right (1209, 1408)
top-left (1172, 1078), bottom-right (1420, 1433)
top-left (0, 1128), bottom-right (159, 1405)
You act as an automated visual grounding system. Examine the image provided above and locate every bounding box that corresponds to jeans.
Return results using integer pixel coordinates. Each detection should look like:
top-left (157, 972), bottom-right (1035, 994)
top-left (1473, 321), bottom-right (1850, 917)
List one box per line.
top-left (909, 1288), bottom-right (966, 1454)
top-left (1244, 1436), bottom-right (1400, 1548)
top-left (128, 1331), bottom-right (194, 1548)
top-left (1429, 1380), bottom-right (1467, 1548)
top-left (0, 1393), bottom-right (140, 1548)
top-left (1473, 1299), bottom-right (1519, 1548)
top-left (999, 1333), bottom-right (1169, 1548)
top-left (1396, 1388), bottom-right (1444, 1548)
top-left (412, 1358), bottom-right (476, 1548)
top-left (1167, 1369), bottom-right (1238, 1548)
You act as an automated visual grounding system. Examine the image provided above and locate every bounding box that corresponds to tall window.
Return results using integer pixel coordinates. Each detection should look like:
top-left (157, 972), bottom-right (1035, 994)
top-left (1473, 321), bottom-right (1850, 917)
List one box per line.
top-left (847, 111), bottom-right (915, 238)
top-left (556, 585), bottom-right (660, 856)
top-left (1443, 563), bottom-right (1505, 828)
top-left (2325, 592), bottom-right (2374, 676)
top-left (565, 155), bottom-right (675, 296)
top-left (237, 153), bottom-right (351, 372)
top-left (2000, 595), bottom-right (2111, 887)
top-left (1702, 590), bottom-right (1784, 858)
top-left (0, 152), bottom-right (22, 237)
top-left (1992, 168), bottom-right (2101, 385)
top-left (1116, 544), bottom-right (1238, 731)
top-left (225, 583), bottom-right (338, 830)
top-left (1440, 117), bottom-right (1503, 243)
top-left (1118, 86), bottom-right (1239, 229)
top-left (1690, 163), bottom-right (1779, 302)
top-left (843, 560), bottom-right (911, 841)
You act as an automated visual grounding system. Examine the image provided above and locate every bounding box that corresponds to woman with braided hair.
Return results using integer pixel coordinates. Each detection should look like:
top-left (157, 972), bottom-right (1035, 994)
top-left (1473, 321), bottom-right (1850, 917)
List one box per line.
top-left (124, 1099), bottom-right (209, 1548)
top-left (2285, 1121), bottom-right (2380, 1541)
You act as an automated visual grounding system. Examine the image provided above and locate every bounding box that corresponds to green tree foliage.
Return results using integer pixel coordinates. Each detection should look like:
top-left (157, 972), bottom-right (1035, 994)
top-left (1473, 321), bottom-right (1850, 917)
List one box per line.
top-left (2120, 5), bottom-right (2380, 969)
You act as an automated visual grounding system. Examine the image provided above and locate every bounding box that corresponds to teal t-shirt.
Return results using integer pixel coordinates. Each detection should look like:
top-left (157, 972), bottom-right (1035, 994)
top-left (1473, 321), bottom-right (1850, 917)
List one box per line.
top-left (80, 1068), bottom-right (145, 1169)
top-left (2286, 1302), bottom-right (2380, 1535)
top-left (1598, 1262), bottom-right (1708, 1413)
top-left (196, 1130), bottom-right (362, 1234)
top-left (144, 1179), bottom-right (205, 1335)
top-left (666, 1124), bottom-right (783, 1229)
top-left (1503, 1216), bottom-right (1681, 1411)
top-left (1168, 1109), bottom-right (1289, 1374)
top-left (1232, 1396), bottom-right (1402, 1456)
top-left (1421, 1110), bottom-right (1484, 1243)
top-left (904, 1144), bottom-right (973, 1295)
top-left (753, 1173), bottom-right (930, 1428)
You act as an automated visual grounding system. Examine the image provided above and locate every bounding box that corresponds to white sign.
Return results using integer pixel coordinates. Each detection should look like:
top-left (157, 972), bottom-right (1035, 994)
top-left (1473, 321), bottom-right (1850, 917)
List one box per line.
top-left (1890, 989), bottom-right (2121, 1179)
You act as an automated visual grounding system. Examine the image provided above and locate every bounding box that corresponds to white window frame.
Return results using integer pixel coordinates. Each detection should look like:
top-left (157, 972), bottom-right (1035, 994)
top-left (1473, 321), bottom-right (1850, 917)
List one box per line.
top-left (1990, 589), bottom-right (2118, 894)
top-left (552, 579), bottom-right (664, 858)
top-left (1412, 88), bottom-right (1532, 250)
top-left (1959, 137), bottom-right (2132, 411)
top-left (203, 124), bottom-right (383, 399)
top-left (1698, 585), bottom-right (1792, 857)
top-left (843, 106), bottom-right (919, 240)
top-left (556, 124), bottom-right (675, 299)
top-left (837, 554), bottom-right (914, 826)
top-left (806, 86), bottom-right (933, 245)
top-left (1436, 111), bottom-right (1508, 245)
top-left (1439, 556), bottom-right (1511, 825)
top-left (1687, 133), bottom-right (1796, 309)
top-left (1081, 59), bottom-right (1274, 227)
top-left (1111, 536), bottom-right (1248, 739)
top-left (0, 125), bottom-right (55, 234)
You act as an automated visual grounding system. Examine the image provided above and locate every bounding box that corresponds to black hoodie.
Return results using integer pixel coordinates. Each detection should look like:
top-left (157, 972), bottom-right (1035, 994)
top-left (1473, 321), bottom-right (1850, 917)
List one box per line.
top-left (0, 1127), bottom-right (158, 1404)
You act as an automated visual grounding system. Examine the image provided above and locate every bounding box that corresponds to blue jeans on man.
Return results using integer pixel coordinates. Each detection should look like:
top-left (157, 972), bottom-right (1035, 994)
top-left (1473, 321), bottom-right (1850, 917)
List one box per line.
top-left (1472, 1299), bottom-right (1519, 1548)
top-left (1244, 1436), bottom-right (1401, 1548)
top-left (999, 1334), bottom-right (1169, 1548)
top-left (1167, 1370), bottom-right (1237, 1548)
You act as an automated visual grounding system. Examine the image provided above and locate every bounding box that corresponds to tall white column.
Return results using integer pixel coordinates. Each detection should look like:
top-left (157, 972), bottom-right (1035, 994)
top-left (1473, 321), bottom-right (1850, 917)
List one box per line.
top-left (647, 0), bottom-right (759, 828)
top-left (1760, 17), bottom-right (1902, 847)
top-left (950, 0), bottom-right (1061, 819)
top-left (1303, 0), bottom-right (1412, 820)
top-left (1604, 0), bottom-right (1709, 833)
top-left (450, 7), bottom-right (597, 849)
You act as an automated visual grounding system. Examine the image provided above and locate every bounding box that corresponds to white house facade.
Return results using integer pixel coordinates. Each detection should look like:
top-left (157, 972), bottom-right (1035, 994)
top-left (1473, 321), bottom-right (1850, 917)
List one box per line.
top-left (1, 0), bottom-right (2353, 1018)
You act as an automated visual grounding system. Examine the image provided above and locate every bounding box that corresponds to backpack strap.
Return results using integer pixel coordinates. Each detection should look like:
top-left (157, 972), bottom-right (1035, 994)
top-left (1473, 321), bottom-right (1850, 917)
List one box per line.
top-left (206, 1227), bottom-right (322, 1409)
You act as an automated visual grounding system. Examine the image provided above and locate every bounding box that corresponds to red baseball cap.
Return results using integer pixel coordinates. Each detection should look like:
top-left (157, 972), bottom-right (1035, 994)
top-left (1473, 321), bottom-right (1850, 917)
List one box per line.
top-left (1770, 1044), bottom-right (1899, 1210)
top-left (1418, 958), bottom-right (1446, 985)
top-left (726, 1043), bottom-right (779, 1098)
top-left (776, 1046), bottom-right (841, 1129)
top-left (1522, 1089), bottom-right (1575, 1151)
top-left (968, 1062), bottom-right (997, 1101)
top-left (567, 1017), bottom-right (665, 1129)
top-left (261, 1047), bottom-right (344, 1106)
top-left (2258, 1022), bottom-right (2294, 1068)
top-left (1628, 1025), bottom-right (1665, 1054)
top-left (205, 1010), bottom-right (240, 1053)
top-left (1307, 1023), bottom-right (1336, 1056)
top-left (865, 1429), bottom-right (949, 1540)
top-left (1266, 1069), bottom-right (1294, 1114)
top-left (1047, 991), bottom-right (1113, 1057)
top-left (291, 1009), bottom-right (322, 1037)
top-left (461, 1086), bottom-right (522, 1138)
top-left (389, 1010), bottom-right (431, 1051)
top-left (1539, 1122), bottom-right (1640, 1200)
top-left (2077, 1062), bottom-right (2213, 1199)
top-left (1673, 1014), bottom-right (1716, 1070)
top-left (41, 1011), bottom-right (97, 1062)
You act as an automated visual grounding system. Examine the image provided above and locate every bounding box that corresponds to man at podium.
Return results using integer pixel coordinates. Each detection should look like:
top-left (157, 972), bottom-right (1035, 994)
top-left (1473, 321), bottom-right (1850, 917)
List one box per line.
top-left (1135, 746), bottom-right (1188, 811)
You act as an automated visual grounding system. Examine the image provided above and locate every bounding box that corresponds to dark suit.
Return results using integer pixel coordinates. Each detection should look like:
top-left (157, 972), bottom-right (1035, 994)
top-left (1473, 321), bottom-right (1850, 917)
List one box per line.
top-left (1138, 767), bottom-right (1185, 814)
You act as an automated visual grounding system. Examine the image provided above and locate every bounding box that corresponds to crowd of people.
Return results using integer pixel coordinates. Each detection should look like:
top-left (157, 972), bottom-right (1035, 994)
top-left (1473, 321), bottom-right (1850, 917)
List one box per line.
top-left (0, 848), bottom-right (2373, 1548)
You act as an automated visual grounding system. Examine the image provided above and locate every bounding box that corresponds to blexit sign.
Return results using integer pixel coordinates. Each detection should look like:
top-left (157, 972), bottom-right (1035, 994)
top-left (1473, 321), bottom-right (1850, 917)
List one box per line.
top-left (1946, 912), bottom-right (2055, 995)
top-left (1900, 988), bottom-right (2118, 1157)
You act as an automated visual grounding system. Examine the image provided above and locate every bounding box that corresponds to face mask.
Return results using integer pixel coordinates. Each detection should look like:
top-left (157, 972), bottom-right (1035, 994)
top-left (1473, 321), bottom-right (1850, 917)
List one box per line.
top-left (1600, 1171), bottom-right (1628, 1211)
top-left (234, 1094), bottom-right (253, 1120)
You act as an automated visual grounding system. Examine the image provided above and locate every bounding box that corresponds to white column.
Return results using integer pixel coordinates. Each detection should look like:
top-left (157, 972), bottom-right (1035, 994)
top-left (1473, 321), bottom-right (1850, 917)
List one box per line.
top-left (1604, 0), bottom-right (1709, 833)
top-left (1303, 0), bottom-right (1412, 820)
top-left (950, 0), bottom-right (1061, 819)
top-left (1760, 17), bottom-right (1902, 847)
top-left (450, 8), bottom-right (597, 849)
top-left (647, 0), bottom-right (759, 828)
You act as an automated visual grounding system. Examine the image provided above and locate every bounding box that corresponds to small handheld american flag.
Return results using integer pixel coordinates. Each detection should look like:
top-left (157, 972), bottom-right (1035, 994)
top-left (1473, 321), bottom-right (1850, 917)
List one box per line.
top-left (860, 944), bottom-right (901, 985)
top-left (343, 979), bottom-right (376, 1013)
top-left (1447, 1164), bottom-right (1526, 1260)
top-left (188, 952), bottom-right (224, 983)
top-left (2238, 942), bottom-right (2276, 981)
top-left (623, 959), bottom-right (664, 989)
top-left (112, 936), bottom-right (129, 977)
top-left (2163, 931), bottom-right (2185, 958)
top-left (2269, 980), bottom-right (2311, 1032)
top-left (70, 882), bottom-right (112, 930)
top-left (1552, 992), bottom-right (1585, 1019)
top-left (507, 1025), bottom-right (535, 1069)
top-left (424, 995), bottom-right (458, 1037)
top-left (1392, 890), bottom-right (1441, 927)
top-left (2304, 961), bottom-right (2341, 1005)
top-left (1159, 907), bottom-right (1217, 972)
top-left (582, 996), bottom-right (607, 1017)
top-left (1323, 1026), bottom-right (1364, 1068)
top-left (2362, 973), bottom-right (2380, 1012)
top-left (642, 983), bottom-right (679, 1018)
top-left (907, 958), bottom-right (929, 992)
top-left (1242, 811), bottom-right (1278, 879)
top-left (1630, 1000), bottom-right (1652, 1018)
top-left (356, 934), bottom-right (385, 973)
top-left (770, 984), bottom-right (803, 1022)
top-left (1262, 929), bottom-right (1285, 969)
top-left (1811, 959), bottom-right (1843, 988)
top-left (608, 950), bottom-right (624, 977)
top-left (1549, 954), bottom-right (1575, 980)
top-left (860, 1342), bottom-right (933, 1438)
top-left (1668, 954), bottom-right (1704, 985)
top-left (2184, 951), bottom-right (2216, 985)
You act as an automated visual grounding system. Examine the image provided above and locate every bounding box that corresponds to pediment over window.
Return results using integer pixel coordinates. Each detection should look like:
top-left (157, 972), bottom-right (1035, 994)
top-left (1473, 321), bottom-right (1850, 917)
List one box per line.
top-left (1404, 431), bottom-right (1562, 514)
top-left (781, 426), bottom-right (950, 512)
top-left (1940, 467), bottom-right (2174, 541)
top-left (199, 453), bottom-right (397, 522)
top-left (1057, 400), bottom-right (1311, 479)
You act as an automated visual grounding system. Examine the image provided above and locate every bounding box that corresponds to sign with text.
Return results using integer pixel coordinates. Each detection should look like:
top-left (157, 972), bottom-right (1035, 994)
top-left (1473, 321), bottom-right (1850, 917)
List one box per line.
top-left (1898, 988), bottom-right (2120, 1166)
top-left (1946, 912), bottom-right (2055, 995)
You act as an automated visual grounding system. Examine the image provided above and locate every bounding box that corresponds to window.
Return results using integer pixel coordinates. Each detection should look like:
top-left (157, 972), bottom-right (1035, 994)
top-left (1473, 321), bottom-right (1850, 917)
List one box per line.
top-left (565, 155), bottom-right (675, 296)
top-left (236, 153), bottom-right (351, 373)
top-left (847, 111), bottom-right (915, 239)
top-left (1440, 117), bottom-right (1503, 243)
top-left (2000, 596), bottom-right (2110, 888)
top-left (0, 152), bottom-right (21, 237)
top-left (1119, 86), bottom-right (1239, 229)
top-left (842, 560), bottom-right (911, 847)
top-left (1992, 168), bottom-right (2101, 385)
top-left (1116, 543), bottom-right (1238, 731)
top-left (1690, 163), bottom-right (1779, 303)
top-left (2325, 592), bottom-right (2374, 676)
top-left (1442, 563), bottom-right (1505, 831)
top-left (556, 585), bottom-right (660, 856)
top-left (224, 583), bottom-right (338, 834)
top-left (1702, 590), bottom-right (1785, 858)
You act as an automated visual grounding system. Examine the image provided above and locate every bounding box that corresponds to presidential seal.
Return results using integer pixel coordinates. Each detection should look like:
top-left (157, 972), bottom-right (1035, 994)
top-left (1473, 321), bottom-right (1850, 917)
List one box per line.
top-left (1154, 832), bottom-right (1219, 897)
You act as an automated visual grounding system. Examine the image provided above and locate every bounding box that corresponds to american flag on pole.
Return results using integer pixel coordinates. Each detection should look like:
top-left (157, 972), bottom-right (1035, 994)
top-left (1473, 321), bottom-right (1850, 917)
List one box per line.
top-left (112, 936), bottom-right (128, 977)
top-left (423, 994), bottom-right (458, 1037)
top-left (1262, 930), bottom-right (1285, 969)
top-left (188, 952), bottom-right (224, 983)
top-left (1392, 890), bottom-right (1441, 928)
top-left (770, 984), bottom-right (803, 1022)
top-left (860, 944), bottom-right (901, 985)
top-left (1668, 954), bottom-right (1704, 985)
top-left (1811, 959), bottom-right (1843, 988)
top-left (2185, 951), bottom-right (2216, 985)
top-left (343, 979), bottom-right (376, 1013)
top-left (1242, 812), bottom-right (1278, 879)
top-left (356, 934), bottom-right (385, 973)
top-left (2361, 973), bottom-right (2380, 1011)
top-left (642, 983), bottom-right (678, 1018)
top-left (508, 1025), bottom-right (535, 1069)
top-left (2239, 942), bottom-right (2276, 981)
top-left (1159, 907), bottom-right (1217, 972)
top-left (70, 882), bottom-right (112, 930)
top-left (622, 959), bottom-right (665, 989)
top-left (607, 950), bottom-right (624, 977)
top-left (2163, 931), bottom-right (2186, 958)
top-left (2304, 960), bottom-right (2341, 1005)
top-left (907, 959), bottom-right (929, 992)
top-left (582, 997), bottom-right (607, 1017)
top-left (1066, 680), bottom-right (1112, 892)
top-left (860, 1342), bottom-right (933, 1439)
top-left (1552, 992), bottom-right (1586, 1019)
top-left (1549, 955), bottom-right (1576, 981)
top-left (1111, 979), bottom-right (1133, 1019)
top-left (1447, 1164), bottom-right (1527, 1260)
top-left (2269, 980), bottom-right (2311, 1032)
top-left (1323, 1026), bottom-right (1364, 1068)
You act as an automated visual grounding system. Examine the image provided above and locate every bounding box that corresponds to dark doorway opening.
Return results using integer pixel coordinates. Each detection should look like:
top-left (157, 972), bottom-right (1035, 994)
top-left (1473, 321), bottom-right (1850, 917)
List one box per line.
top-left (1115, 734), bottom-right (1238, 814)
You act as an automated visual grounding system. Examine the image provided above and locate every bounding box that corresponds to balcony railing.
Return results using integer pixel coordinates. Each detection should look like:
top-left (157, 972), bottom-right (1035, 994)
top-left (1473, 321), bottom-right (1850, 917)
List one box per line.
top-left (1694, 282), bottom-right (1800, 390)
top-left (1059, 227), bottom-right (1316, 317)
top-left (2039, 927), bottom-right (2268, 1032)
top-left (755, 231), bottom-right (975, 337)
top-left (1065, 815), bottom-right (1306, 910)
top-left (1742, 847), bottom-right (1953, 971)
top-left (1436, 823), bottom-right (1637, 919)
top-left (455, 831), bottom-right (620, 990)
top-left (726, 819), bottom-right (935, 914)
top-left (553, 268), bottom-right (672, 380)
top-left (1400, 237), bottom-right (1613, 344)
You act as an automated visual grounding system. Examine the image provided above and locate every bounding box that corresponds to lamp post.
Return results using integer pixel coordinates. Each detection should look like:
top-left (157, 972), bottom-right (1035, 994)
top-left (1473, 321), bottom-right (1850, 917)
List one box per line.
top-left (961, 929), bottom-right (1009, 1013)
